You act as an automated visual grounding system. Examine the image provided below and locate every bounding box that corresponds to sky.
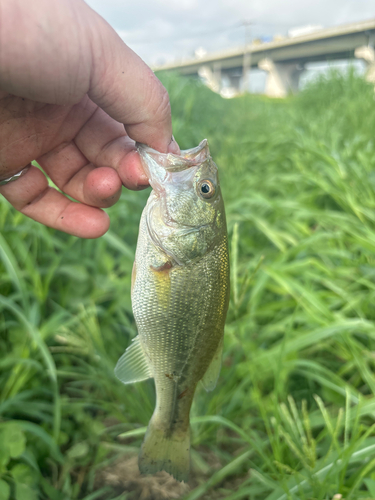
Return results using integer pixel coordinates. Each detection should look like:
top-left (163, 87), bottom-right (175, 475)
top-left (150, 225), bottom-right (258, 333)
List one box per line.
top-left (85, 0), bottom-right (375, 67)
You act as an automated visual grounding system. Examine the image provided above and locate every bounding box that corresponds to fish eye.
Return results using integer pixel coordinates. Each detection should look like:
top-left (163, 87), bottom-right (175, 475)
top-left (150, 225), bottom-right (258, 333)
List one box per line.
top-left (198, 179), bottom-right (216, 199)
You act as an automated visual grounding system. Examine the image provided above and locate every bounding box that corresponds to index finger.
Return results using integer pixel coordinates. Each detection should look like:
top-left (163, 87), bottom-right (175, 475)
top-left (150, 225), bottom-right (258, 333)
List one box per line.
top-left (86, 10), bottom-right (179, 154)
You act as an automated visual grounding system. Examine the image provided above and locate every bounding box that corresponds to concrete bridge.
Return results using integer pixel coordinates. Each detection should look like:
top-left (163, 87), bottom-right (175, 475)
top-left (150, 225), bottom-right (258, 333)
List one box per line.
top-left (153, 18), bottom-right (375, 97)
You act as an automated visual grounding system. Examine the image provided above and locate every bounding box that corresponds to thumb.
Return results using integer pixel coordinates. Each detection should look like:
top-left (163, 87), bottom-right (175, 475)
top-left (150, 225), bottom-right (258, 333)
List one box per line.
top-left (86, 7), bottom-right (176, 153)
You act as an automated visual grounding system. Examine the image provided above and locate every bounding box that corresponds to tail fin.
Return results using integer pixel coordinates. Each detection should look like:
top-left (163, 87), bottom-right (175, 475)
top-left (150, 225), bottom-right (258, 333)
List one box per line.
top-left (138, 416), bottom-right (190, 482)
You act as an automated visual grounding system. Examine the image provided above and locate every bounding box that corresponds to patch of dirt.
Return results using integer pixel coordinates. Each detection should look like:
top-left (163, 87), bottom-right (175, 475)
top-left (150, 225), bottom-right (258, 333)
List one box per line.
top-left (97, 455), bottom-right (190, 500)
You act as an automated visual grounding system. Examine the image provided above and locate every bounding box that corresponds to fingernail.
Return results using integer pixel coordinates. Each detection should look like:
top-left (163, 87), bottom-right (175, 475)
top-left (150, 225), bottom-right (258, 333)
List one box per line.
top-left (136, 172), bottom-right (150, 190)
top-left (167, 135), bottom-right (181, 155)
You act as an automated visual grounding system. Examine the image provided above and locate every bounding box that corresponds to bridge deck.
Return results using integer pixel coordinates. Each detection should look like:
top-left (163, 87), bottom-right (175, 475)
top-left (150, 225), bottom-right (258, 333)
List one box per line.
top-left (153, 18), bottom-right (375, 75)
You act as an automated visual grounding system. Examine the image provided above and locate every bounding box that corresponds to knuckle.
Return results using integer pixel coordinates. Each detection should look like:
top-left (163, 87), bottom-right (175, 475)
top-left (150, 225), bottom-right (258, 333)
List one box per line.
top-left (153, 85), bottom-right (171, 125)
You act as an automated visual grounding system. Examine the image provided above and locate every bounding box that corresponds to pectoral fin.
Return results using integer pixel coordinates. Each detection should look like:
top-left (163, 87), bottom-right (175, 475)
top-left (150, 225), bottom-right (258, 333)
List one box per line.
top-left (115, 336), bottom-right (153, 384)
top-left (200, 336), bottom-right (223, 392)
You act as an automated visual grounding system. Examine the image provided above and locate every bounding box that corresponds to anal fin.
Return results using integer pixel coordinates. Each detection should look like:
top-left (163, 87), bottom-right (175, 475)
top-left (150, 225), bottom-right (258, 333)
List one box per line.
top-left (200, 336), bottom-right (223, 392)
top-left (115, 336), bottom-right (153, 384)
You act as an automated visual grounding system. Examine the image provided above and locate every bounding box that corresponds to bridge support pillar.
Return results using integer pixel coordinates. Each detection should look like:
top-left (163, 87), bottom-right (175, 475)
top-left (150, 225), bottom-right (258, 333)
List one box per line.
top-left (258, 58), bottom-right (304, 98)
top-left (355, 46), bottom-right (375, 84)
top-left (198, 65), bottom-right (221, 93)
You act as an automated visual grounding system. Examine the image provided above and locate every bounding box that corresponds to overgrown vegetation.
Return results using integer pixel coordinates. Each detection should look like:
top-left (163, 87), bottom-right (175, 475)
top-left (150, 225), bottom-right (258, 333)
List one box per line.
top-left (1, 70), bottom-right (375, 499)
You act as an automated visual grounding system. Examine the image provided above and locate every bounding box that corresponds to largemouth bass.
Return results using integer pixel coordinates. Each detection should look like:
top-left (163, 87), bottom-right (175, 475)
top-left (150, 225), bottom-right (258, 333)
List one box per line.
top-left (115, 139), bottom-right (230, 482)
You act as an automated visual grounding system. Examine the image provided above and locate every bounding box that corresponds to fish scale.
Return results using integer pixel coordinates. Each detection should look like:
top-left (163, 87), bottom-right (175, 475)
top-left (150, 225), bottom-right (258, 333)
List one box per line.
top-left (115, 140), bottom-right (229, 482)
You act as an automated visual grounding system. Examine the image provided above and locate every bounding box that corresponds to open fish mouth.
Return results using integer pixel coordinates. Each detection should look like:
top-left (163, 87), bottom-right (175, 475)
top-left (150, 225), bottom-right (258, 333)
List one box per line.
top-left (137, 140), bottom-right (210, 188)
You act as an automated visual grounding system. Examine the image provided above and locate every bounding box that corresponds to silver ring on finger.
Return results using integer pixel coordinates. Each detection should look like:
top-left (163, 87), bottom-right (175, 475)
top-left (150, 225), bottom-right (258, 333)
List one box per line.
top-left (0, 166), bottom-right (31, 186)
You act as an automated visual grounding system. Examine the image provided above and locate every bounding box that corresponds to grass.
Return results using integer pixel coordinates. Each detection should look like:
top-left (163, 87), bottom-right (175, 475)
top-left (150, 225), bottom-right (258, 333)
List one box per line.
top-left (1, 68), bottom-right (375, 499)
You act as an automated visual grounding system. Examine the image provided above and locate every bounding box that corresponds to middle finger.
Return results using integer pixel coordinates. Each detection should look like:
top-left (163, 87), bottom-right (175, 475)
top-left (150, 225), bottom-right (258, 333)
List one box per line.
top-left (37, 103), bottom-right (149, 208)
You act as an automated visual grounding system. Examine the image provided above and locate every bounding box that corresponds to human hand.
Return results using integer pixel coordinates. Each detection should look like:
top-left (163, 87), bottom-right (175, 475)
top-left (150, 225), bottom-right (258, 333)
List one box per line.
top-left (0, 0), bottom-right (179, 238)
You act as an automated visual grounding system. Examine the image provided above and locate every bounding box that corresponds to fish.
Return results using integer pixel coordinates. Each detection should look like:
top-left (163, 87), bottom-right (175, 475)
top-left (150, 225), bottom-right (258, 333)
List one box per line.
top-left (115, 139), bottom-right (230, 482)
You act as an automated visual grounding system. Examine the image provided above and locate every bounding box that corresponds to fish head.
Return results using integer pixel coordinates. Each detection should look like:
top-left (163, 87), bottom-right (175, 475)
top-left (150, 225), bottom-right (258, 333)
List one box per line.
top-left (137, 140), bottom-right (227, 265)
